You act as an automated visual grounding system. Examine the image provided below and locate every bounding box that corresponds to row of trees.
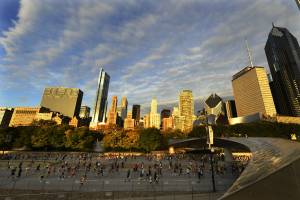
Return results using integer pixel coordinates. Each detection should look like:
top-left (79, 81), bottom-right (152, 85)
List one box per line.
top-left (1, 120), bottom-right (299, 153)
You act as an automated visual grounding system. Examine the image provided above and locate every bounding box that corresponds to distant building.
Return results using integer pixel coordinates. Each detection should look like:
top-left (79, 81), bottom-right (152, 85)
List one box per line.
top-left (149, 98), bottom-right (160, 129)
top-left (35, 112), bottom-right (54, 121)
top-left (172, 107), bottom-right (184, 131)
top-left (232, 66), bottom-right (276, 117)
top-left (121, 97), bottom-right (128, 120)
top-left (69, 116), bottom-right (89, 127)
top-left (79, 106), bottom-right (90, 119)
top-left (162, 117), bottom-right (173, 131)
top-left (132, 105), bottom-right (141, 124)
top-left (52, 113), bottom-right (70, 125)
top-left (161, 109), bottom-right (171, 120)
top-left (225, 100), bottom-right (237, 118)
top-left (90, 68), bottom-right (110, 127)
top-left (0, 108), bottom-right (13, 128)
top-left (144, 114), bottom-right (150, 128)
top-left (40, 87), bottom-right (83, 118)
top-left (265, 25), bottom-right (300, 116)
top-left (107, 96), bottom-right (118, 125)
top-left (179, 90), bottom-right (194, 133)
top-left (205, 93), bottom-right (225, 117)
top-left (124, 112), bottom-right (135, 130)
top-left (9, 107), bottom-right (43, 127)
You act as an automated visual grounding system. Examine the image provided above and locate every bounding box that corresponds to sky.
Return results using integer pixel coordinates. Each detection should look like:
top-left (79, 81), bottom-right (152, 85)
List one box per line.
top-left (0, 0), bottom-right (300, 114)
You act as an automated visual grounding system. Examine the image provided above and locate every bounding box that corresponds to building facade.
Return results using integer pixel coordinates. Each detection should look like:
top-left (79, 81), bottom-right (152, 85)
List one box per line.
top-left (179, 90), bottom-right (194, 133)
top-left (0, 108), bottom-right (13, 128)
top-left (149, 98), bottom-right (160, 129)
top-left (225, 100), bottom-right (237, 118)
top-left (9, 107), bottom-right (41, 127)
top-left (40, 87), bottom-right (83, 118)
top-left (121, 96), bottom-right (128, 120)
top-left (265, 25), bottom-right (300, 116)
top-left (232, 66), bottom-right (277, 117)
top-left (161, 109), bottom-right (171, 120)
top-left (162, 117), bottom-right (173, 131)
top-left (124, 112), bottom-right (135, 130)
top-left (132, 105), bottom-right (141, 124)
top-left (107, 96), bottom-right (118, 125)
top-left (79, 106), bottom-right (90, 119)
top-left (91, 68), bottom-right (110, 126)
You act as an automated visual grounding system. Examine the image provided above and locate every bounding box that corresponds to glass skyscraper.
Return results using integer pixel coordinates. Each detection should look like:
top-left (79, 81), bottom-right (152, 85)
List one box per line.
top-left (265, 25), bottom-right (300, 116)
top-left (91, 68), bottom-right (110, 124)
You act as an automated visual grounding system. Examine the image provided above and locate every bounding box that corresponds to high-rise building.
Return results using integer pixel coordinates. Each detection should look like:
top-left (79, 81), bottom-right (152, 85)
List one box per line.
top-left (40, 87), bottom-right (83, 118)
top-left (265, 25), bottom-right (300, 116)
top-left (79, 106), bottom-right (90, 119)
top-left (225, 100), bottom-right (237, 118)
top-left (0, 108), bottom-right (13, 128)
top-left (161, 109), bottom-right (171, 120)
top-left (144, 114), bottom-right (150, 128)
top-left (149, 98), bottom-right (160, 129)
top-left (124, 111), bottom-right (135, 130)
top-left (179, 90), bottom-right (194, 133)
top-left (132, 105), bottom-right (141, 123)
top-left (121, 97), bottom-right (128, 120)
top-left (91, 68), bottom-right (110, 125)
top-left (162, 117), bottom-right (173, 131)
top-left (107, 96), bottom-right (118, 125)
top-left (232, 66), bottom-right (277, 117)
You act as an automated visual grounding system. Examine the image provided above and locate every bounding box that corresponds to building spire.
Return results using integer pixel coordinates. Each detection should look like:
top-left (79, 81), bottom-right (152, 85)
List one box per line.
top-left (245, 39), bottom-right (254, 68)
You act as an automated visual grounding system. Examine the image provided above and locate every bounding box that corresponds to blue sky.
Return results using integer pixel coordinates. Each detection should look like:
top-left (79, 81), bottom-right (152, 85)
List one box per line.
top-left (0, 0), bottom-right (299, 113)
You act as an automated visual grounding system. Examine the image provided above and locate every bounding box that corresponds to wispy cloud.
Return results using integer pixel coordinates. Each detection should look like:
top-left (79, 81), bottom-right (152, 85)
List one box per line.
top-left (0, 0), bottom-right (299, 111)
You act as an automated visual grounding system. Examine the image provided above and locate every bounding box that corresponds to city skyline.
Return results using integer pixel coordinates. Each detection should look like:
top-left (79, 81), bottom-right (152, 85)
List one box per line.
top-left (0, 0), bottom-right (300, 110)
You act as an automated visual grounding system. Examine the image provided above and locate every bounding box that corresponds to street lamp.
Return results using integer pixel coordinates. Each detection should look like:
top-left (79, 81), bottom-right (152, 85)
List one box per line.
top-left (210, 147), bottom-right (216, 192)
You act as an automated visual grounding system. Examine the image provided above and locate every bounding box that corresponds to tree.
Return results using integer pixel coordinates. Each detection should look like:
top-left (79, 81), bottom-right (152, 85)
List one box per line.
top-left (139, 128), bottom-right (162, 152)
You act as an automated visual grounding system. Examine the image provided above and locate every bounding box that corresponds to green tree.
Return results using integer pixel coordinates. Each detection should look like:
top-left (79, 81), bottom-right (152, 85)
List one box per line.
top-left (139, 128), bottom-right (162, 152)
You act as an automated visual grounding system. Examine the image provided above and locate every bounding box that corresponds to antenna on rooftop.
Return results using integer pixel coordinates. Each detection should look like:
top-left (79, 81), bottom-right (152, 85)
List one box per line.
top-left (245, 39), bottom-right (254, 67)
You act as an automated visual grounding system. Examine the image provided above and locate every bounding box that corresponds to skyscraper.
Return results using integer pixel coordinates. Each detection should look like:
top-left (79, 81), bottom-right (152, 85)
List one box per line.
top-left (179, 90), bottom-right (194, 133)
top-left (225, 100), bottom-right (237, 118)
top-left (161, 109), bottom-right (171, 120)
top-left (40, 87), bottom-right (83, 118)
top-left (265, 25), bottom-right (300, 116)
top-left (132, 104), bottom-right (141, 123)
top-left (107, 96), bottom-right (118, 125)
top-left (232, 66), bottom-right (277, 117)
top-left (149, 98), bottom-right (160, 129)
top-left (79, 106), bottom-right (90, 119)
top-left (91, 68), bottom-right (110, 125)
top-left (121, 96), bottom-right (128, 120)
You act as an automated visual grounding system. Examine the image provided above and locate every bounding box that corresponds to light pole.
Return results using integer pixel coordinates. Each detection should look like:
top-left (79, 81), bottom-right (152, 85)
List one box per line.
top-left (210, 147), bottom-right (216, 192)
top-left (205, 111), bottom-right (216, 192)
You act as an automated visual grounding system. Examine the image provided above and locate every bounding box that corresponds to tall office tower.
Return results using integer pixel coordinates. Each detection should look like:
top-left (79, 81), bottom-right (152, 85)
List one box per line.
top-left (91, 68), bottom-right (110, 125)
top-left (79, 106), bottom-right (90, 119)
top-left (225, 100), bottom-right (237, 118)
top-left (107, 96), bottom-right (118, 125)
top-left (0, 108), bottom-right (13, 128)
top-left (120, 96), bottom-right (128, 120)
top-left (232, 66), bottom-right (277, 117)
top-left (162, 117), bottom-right (173, 131)
top-left (205, 93), bottom-right (225, 116)
top-left (265, 25), bottom-right (300, 116)
top-left (132, 105), bottom-right (141, 122)
top-left (172, 107), bottom-right (183, 131)
top-left (149, 98), bottom-right (160, 129)
top-left (124, 111), bottom-right (135, 130)
top-left (144, 114), bottom-right (150, 128)
top-left (40, 87), bottom-right (83, 118)
top-left (179, 90), bottom-right (194, 133)
top-left (161, 109), bottom-right (171, 120)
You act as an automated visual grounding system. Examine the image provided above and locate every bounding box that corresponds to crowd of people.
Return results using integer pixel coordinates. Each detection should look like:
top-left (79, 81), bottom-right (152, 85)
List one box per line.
top-left (0, 151), bottom-right (249, 187)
